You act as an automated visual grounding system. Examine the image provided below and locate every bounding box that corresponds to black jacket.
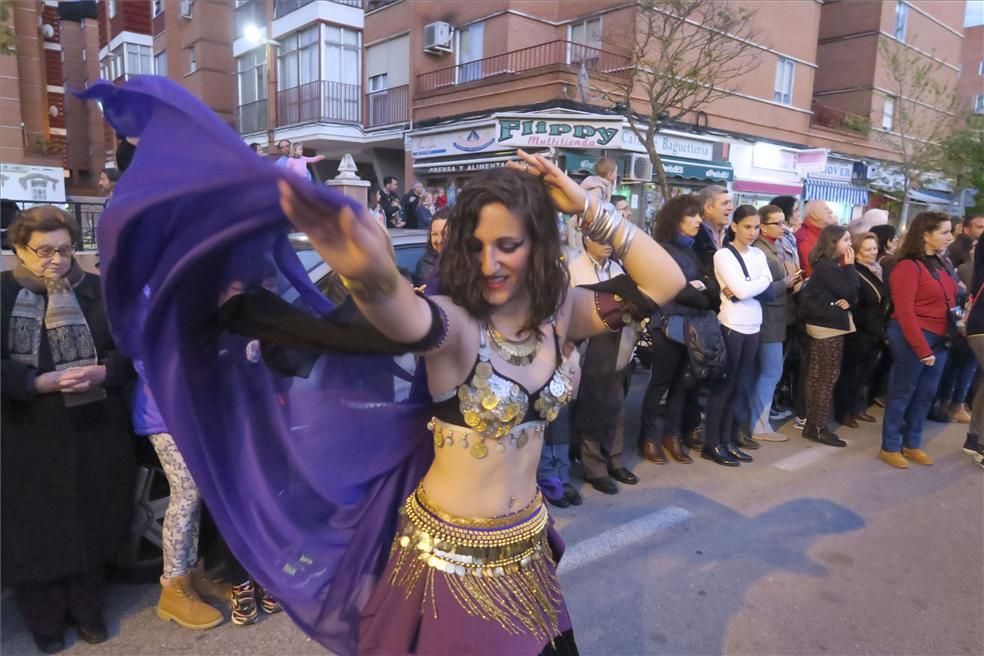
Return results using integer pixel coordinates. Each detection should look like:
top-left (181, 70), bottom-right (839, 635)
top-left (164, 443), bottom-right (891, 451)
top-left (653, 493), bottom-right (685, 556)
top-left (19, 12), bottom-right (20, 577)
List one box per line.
top-left (660, 240), bottom-right (720, 315)
top-left (799, 258), bottom-right (859, 331)
top-left (852, 263), bottom-right (891, 336)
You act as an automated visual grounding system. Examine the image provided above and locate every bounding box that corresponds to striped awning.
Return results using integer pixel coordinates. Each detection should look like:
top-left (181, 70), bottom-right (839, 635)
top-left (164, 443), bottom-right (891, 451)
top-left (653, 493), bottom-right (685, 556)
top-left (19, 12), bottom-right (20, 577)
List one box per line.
top-left (804, 178), bottom-right (869, 206)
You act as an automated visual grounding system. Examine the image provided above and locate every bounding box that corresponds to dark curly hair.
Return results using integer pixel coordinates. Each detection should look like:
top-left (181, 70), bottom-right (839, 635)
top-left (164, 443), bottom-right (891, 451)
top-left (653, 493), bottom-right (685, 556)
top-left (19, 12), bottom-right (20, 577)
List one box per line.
top-left (438, 167), bottom-right (568, 333)
top-left (8, 205), bottom-right (81, 248)
top-left (897, 211), bottom-right (952, 260)
top-left (651, 194), bottom-right (702, 243)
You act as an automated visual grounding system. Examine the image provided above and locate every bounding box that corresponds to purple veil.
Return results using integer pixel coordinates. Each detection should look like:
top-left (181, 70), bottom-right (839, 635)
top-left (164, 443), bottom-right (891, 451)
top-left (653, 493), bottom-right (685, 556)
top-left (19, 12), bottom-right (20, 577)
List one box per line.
top-left (81, 77), bottom-right (433, 653)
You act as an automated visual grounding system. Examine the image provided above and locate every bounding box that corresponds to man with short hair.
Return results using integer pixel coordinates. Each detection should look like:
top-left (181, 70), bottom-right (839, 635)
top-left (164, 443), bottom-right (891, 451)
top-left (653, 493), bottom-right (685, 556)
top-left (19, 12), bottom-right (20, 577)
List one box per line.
top-left (693, 184), bottom-right (733, 273)
top-left (274, 139), bottom-right (291, 168)
top-left (795, 199), bottom-right (835, 277)
top-left (568, 222), bottom-right (639, 495)
top-left (381, 176), bottom-right (403, 228)
top-left (948, 214), bottom-right (984, 268)
top-left (401, 182), bottom-right (425, 229)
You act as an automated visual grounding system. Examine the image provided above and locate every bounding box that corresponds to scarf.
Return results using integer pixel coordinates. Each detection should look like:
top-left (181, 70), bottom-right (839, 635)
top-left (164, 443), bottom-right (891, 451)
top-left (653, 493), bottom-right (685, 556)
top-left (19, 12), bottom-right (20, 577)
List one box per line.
top-left (674, 233), bottom-right (695, 249)
top-left (8, 261), bottom-right (97, 371)
top-left (860, 260), bottom-right (883, 282)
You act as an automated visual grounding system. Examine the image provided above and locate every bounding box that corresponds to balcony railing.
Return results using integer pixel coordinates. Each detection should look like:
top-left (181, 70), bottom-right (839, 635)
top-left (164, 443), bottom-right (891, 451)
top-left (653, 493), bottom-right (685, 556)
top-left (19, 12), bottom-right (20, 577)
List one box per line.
top-left (366, 85), bottom-right (409, 127)
top-left (810, 102), bottom-right (871, 135)
top-left (277, 81), bottom-right (361, 127)
top-left (274, 0), bottom-right (361, 19)
top-left (237, 99), bottom-right (268, 134)
top-left (417, 40), bottom-right (631, 94)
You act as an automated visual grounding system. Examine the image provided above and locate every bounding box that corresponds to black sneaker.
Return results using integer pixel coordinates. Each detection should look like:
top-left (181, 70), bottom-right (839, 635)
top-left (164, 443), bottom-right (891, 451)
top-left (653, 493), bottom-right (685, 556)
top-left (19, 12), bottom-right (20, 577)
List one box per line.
top-left (817, 430), bottom-right (847, 447)
top-left (562, 482), bottom-right (583, 506)
top-left (77, 621), bottom-right (108, 644)
top-left (32, 633), bottom-right (65, 655)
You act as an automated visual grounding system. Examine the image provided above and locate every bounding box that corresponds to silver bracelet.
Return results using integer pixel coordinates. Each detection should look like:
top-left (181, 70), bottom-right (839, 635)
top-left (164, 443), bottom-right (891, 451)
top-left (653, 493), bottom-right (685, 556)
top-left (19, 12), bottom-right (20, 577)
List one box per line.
top-left (614, 222), bottom-right (637, 260)
top-left (584, 202), bottom-right (624, 246)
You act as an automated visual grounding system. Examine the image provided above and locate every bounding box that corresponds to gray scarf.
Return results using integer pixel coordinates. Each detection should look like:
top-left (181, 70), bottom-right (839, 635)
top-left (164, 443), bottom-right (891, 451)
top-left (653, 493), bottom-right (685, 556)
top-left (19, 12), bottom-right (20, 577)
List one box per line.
top-left (8, 261), bottom-right (97, 371)
top-left (860, 260), bottom-right (883, 282)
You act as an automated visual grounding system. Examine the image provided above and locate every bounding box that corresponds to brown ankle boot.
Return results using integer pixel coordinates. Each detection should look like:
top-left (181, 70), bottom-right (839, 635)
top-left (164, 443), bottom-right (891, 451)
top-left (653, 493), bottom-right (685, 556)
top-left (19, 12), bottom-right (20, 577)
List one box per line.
top-left (902, 447), bottom-right (934, 465)
top-left (640, 439), bottom-right (667, 464)
top-left (661, 435), bottom-right (693, 463)
top-left (190, 560), bottom-right (233, 603)
top-left (157, 574), bottom-right (224, 630)
top-left (878, 450), bottom-right (909, 469)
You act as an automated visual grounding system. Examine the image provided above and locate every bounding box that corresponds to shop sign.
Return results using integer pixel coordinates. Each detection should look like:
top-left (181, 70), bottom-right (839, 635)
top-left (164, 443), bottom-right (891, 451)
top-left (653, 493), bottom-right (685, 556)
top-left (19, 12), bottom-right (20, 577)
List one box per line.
top-left (661, 158), bottom-right (734, 182)
top-left (497, 117), bottom-right (622, 148)
top-left (621, 130), bottom-right (714, 161)
top-left (417, 160), bottom-right (509, 175)
top-left (411, 126), bottom-right (497, 159)
top-left (794, 148), bottom-right (828, 176)
top-left (0, 163), bottom-right (66, 203)
top-left (812, 158), bottom-right (855, 181)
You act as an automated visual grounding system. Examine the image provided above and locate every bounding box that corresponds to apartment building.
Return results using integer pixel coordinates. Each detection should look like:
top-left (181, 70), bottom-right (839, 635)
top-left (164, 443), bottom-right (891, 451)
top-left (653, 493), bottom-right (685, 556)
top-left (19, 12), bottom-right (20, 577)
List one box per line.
top-left (233, 0), bottom-right (406, 184)
top-left (1, 0), bottom-right (70, 206)
top-left (957, 23), bottom-right (983, 115)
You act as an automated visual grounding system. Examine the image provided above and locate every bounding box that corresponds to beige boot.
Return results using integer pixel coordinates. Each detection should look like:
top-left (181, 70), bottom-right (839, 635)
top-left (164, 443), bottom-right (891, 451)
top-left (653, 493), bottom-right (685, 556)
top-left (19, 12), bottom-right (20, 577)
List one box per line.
top-left (879, 450), bottom-right (909, 469)
top-left (157, 573), bottom-right (224, 630)
top-left (952, 404), bottom-right (972, 424)
top-left (902, 447), bottom-right (934, 465)
top-left (190, 560), bottom-right (233, 603)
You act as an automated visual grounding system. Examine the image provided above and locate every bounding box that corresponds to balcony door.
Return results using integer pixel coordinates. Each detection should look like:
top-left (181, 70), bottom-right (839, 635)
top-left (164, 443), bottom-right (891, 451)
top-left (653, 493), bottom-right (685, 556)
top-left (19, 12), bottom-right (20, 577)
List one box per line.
top-left (325, 25), bottom-right (360, 123)
top-left (456, 23), bottom-right (484, 84)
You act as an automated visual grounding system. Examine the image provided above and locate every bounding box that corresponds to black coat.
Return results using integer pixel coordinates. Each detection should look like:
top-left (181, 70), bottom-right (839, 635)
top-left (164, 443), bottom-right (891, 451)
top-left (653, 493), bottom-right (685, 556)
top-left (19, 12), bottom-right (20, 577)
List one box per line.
top-left (799, 258), bottom-right (859, 331)
top-left (659, 240), bottom-right (720, 315)
top-left (1, 270), bottom-right (135, 585)
top-left (853, 264), bottom-right (891, 337)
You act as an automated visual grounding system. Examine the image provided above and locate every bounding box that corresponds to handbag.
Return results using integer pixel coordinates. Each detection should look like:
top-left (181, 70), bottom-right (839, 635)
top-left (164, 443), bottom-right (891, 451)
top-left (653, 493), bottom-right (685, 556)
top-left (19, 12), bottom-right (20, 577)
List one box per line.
top-left (651, 309), bottom-right (727, 387)
top-left (918, 259), bottom-right (961, 346)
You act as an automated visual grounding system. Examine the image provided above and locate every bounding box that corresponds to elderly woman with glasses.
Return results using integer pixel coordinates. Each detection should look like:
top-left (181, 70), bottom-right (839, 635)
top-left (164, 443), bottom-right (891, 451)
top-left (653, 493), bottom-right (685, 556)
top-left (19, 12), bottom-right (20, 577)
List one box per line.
top-left (1, 207), bottom-right (135, 654)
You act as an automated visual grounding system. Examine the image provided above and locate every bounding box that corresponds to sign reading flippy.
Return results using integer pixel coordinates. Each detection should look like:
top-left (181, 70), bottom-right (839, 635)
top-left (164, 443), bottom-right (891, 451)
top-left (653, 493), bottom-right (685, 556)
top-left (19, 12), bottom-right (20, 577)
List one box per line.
top-left (497, 116), bottom-right (622, 149)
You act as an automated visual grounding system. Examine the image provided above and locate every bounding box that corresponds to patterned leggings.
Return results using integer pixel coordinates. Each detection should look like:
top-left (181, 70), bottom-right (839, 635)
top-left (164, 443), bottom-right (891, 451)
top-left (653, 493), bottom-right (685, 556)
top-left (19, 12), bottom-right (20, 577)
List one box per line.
top-left (805, 336), bottom-right (844, 436)
top-left (149, 433), bottom-right (202, 579)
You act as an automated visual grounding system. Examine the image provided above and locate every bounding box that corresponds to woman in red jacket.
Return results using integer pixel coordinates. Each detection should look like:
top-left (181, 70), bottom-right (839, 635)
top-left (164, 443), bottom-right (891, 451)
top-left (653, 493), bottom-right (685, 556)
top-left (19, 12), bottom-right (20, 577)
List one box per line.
top-left (881, 212), bottom-right (956, 469)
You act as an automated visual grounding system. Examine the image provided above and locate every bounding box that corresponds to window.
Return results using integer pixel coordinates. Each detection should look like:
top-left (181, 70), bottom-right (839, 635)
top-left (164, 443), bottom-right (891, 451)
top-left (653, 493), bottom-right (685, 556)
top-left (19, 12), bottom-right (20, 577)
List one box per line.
top-left (979, 60), bottom-right (984, 76)
top-left (154, 50), bottom-right (167, 76)
top-left (325, 25), bottom-right (359, 85)
top-left (773, 57), bottom-right (794, 105)
top-left (125, 43), bottom-right (153, 77)
top-left (456, 22), bottom-right (484, 83)
top-left (152, 0), bottom-right (163, 17)
top-left (187, 46), bottom-right (197, 74)
top-left (82, 49), bottom-right (86, 62)
top-left (894, 1), bottom-right (908, 42)
top-left (279, 26), bottom-right (321, 90)
top-left (107, 0), bottom-right (116, 19)
top-left (237, 47), bottom-right (267, 104)
top-left (882, 96), bottom-right (896, 130)
top-left (569, 17), bottom-right (602, 63)
top-left (369, 73), bottom-right (387, 92)
top-left (974, 94), bottom-right (984, 115)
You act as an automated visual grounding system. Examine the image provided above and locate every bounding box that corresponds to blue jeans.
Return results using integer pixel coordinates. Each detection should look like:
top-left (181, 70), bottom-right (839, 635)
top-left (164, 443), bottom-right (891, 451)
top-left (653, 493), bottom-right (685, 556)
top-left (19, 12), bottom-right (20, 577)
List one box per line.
top-left (935, 338), bottom-right (977, 405)
top-left (881, 320), bottom-right (949, 452)
top-left (735, 341), bottom-right (784, 435)
top-left (704, 327), bottom-right (759, 449)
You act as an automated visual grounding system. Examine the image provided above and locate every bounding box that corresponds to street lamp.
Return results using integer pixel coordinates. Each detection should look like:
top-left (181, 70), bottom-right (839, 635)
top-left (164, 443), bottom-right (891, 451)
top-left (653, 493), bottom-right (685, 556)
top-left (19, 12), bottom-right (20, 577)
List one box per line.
top-left (242, 23), bottom-right (280, 152)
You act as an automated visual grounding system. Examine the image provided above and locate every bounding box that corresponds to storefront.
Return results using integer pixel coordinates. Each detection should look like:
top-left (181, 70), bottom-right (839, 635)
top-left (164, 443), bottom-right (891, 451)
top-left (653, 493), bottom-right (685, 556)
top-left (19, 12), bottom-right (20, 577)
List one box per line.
top-left (728, 142), bottom-right (812, 208)
top-left (408, 110), bottom-right (624, 204)
top-left (803, 157), bottom-right (869, 223)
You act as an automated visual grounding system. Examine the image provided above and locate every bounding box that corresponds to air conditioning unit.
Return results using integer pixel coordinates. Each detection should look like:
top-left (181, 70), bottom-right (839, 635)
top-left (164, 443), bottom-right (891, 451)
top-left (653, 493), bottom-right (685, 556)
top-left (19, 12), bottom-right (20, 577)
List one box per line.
top-left (623, 154), bottom-right (653, 182)
top-left (179, 0), bottom-right (192, 19)
top-left (423, 22), bottom-right (453, 55)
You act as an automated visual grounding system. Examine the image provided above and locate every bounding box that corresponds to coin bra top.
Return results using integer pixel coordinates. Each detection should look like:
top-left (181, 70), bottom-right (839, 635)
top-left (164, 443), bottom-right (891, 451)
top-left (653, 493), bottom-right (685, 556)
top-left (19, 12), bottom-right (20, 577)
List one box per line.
top-left (430, 320), bottom-right (574, 447)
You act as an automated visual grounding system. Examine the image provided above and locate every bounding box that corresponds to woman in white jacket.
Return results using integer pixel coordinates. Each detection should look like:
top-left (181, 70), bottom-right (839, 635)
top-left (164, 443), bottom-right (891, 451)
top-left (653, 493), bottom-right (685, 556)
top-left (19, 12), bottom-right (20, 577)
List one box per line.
top-left (703, 208), bottom-right (774, 466)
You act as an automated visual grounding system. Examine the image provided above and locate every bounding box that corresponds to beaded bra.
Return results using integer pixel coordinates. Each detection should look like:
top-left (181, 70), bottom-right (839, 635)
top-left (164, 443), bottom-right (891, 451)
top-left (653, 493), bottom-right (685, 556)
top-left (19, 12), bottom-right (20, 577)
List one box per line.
top-left (430, 321), bottom-right (574, 459)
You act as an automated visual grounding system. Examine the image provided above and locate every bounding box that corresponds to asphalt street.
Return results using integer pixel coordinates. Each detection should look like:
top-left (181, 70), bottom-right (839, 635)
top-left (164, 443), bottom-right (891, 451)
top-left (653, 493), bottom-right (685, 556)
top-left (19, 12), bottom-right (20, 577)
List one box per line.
top-left (3, 369), bottom-right (982, 656)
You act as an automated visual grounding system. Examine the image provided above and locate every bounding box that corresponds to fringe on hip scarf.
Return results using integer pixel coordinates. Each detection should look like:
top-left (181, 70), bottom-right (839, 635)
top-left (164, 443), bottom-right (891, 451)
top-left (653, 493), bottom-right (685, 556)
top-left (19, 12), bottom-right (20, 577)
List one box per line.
top-left (389, 484), bottom-right (562, 641)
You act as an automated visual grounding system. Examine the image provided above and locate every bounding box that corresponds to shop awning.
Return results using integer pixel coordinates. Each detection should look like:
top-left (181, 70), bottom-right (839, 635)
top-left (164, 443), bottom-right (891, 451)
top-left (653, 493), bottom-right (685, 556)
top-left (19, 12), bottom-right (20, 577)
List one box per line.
top-left (804, 178), bottom-right (869, 206)
top-left (732, 179), bottom-right (802, 196)
top-left (659, 157), bottom-right (734, 183)
top-left (412, 154), bottom-right (516, 176)
top-left (907, 188), bottom-right (951, 206)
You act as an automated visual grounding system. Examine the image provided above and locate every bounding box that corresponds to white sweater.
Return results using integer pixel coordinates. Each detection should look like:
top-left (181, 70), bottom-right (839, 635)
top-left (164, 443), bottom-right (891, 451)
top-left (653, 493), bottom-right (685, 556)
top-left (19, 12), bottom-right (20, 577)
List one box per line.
top-left (713, 245), bottom-right (772, 334)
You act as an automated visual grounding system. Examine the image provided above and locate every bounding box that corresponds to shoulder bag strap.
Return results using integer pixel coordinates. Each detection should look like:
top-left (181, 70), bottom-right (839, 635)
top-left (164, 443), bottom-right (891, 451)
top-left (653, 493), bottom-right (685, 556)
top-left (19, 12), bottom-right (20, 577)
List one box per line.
top-left (725, 244), bottom-right (751, 281)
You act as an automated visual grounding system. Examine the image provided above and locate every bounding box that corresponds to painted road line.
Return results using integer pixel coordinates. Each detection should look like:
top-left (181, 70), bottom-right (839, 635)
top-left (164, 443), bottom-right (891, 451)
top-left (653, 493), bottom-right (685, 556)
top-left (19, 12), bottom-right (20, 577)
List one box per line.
top-left (772, 445), bottom-right (841, 471)
top-left (558, 506), bottom-right (692, 574)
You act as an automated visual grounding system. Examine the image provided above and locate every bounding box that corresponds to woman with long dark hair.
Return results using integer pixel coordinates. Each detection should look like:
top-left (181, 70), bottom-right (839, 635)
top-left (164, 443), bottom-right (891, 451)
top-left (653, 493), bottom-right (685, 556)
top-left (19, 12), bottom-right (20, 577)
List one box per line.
top-left (798, 225), bottom-right (858, 447)
top-left (638, 194), bottom-right (719, 464)
top-left (86, 74), bottom-right (688, 656)
top-left (880, 211), bottom-right (955, 468)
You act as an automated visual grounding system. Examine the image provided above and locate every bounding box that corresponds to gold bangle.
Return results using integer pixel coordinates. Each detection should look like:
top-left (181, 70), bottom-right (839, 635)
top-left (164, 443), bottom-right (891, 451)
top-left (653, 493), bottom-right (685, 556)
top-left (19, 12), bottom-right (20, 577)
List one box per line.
top-left (339, 268), bottom-right (400, 303)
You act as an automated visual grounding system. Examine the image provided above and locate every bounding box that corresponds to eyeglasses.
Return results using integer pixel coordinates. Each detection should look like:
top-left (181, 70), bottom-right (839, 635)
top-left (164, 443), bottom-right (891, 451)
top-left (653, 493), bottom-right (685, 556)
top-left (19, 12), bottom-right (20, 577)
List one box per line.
top-left (24, 244), bottom-right (75, 259)
top-left (761, 222), bottom-right (784, 227)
